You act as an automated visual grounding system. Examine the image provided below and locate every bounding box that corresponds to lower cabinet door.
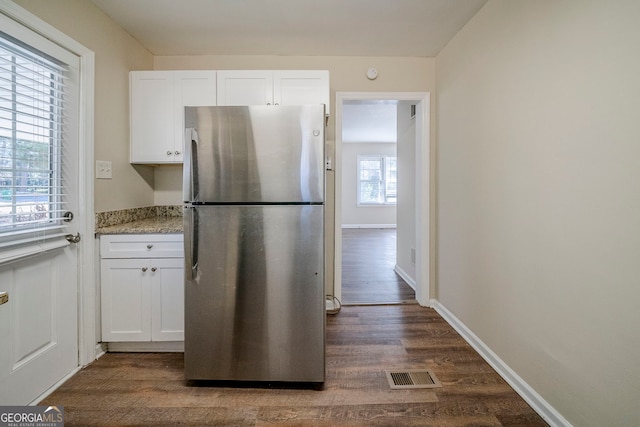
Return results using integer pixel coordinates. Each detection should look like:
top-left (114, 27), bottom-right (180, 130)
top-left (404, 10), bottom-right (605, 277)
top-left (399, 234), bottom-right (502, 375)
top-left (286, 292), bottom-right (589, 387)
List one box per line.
top-left (151, 258), bottom-right (185, 341)
top-left (101, 258), bottom-right (151, 341)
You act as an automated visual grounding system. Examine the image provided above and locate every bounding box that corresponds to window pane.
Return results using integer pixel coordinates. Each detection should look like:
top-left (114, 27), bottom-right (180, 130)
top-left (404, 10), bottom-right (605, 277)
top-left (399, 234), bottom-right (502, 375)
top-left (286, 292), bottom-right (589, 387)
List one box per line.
top-left (357, 155), bottom-right (397, 205)
top-left (360, 181), bottom-right (381, 203)
top-left (385, 157), bottom-right (397, 203)
top-left (359, 159), bottom-right (381, 181)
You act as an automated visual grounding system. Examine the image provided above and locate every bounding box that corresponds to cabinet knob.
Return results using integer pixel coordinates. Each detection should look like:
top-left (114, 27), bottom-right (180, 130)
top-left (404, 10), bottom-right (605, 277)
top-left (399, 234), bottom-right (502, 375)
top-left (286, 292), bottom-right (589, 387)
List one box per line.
top-left (141, 267), bottom-right (148, 272)
top-left (151, 267), bottom-right (157, 272)
top-left (267, 103), bottom-right (271, 105)
top-left (147, 244), bottom-right (153, 249)
top-left (167, 151), bottom-right (172, 156)
top-left (174, 150), bottom-right (180, 155)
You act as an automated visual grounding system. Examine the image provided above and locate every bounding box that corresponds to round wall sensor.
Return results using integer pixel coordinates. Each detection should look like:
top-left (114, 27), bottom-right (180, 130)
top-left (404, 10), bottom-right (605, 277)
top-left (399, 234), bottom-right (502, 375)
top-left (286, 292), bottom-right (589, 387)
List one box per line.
top-left (366, 68), bottom-right (378, 80)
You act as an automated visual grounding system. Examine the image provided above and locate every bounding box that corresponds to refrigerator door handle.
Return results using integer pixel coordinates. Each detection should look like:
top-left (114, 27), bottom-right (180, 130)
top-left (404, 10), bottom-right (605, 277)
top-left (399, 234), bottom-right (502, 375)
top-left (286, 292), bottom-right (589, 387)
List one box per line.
top-left (185, 206), bottom-right (199, 280)
top-left (191, 207), bottom-right (199, 278)
top-left (183, 128), bottom-right (199, 202)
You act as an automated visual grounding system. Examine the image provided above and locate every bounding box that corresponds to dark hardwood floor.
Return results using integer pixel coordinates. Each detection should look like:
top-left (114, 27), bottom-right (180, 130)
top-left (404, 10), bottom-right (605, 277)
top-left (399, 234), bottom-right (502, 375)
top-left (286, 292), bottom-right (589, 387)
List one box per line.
top-left (40, 305), bottom-right (547, 426)
top-left (342, 228), bottom-right (416, 304)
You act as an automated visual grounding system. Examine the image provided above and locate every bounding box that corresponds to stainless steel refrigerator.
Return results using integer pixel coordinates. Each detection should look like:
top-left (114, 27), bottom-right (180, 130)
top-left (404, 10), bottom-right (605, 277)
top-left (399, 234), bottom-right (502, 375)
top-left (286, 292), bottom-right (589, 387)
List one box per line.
top-left (183, 105), bottom-right (325, 384)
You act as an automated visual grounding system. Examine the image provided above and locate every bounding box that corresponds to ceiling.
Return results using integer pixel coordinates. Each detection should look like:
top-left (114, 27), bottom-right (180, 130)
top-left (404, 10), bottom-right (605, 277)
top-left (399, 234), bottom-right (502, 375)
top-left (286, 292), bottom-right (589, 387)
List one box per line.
top-left (90, 0), bottom-right (487, 142)
top-left (90, 0), bottom-right (487, 57)
top-left (343, 101), bottom-right (399, 144)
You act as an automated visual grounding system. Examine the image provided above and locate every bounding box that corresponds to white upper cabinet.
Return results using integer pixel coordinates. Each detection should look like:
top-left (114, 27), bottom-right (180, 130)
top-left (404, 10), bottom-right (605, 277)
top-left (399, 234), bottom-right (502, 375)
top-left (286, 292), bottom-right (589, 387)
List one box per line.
top-left (173, 71), bottom-right (218, 161)
top-left (130, 71), bottom-right (173, 164)
top-left (131, 69), bottom-right (329, 164)
top-left (217, 70), bottom-right (330, 115)
top-left (273, 70), bottom-right (330, 115)
top-left (216, 70), bottom-right (273, 106)
top-left (130, 70), bottom-right (216, 164)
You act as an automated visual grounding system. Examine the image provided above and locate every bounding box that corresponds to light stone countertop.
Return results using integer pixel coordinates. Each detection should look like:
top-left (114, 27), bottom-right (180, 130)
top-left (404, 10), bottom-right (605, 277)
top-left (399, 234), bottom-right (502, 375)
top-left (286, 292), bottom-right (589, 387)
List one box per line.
top-left (96, 216), bottom-right (183, 234)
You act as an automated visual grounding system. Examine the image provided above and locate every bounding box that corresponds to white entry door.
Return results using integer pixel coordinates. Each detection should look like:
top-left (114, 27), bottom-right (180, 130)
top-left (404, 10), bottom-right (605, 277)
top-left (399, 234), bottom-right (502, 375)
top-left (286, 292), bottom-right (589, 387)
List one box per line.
top-left (0, 11), bottom-right (81, 405)
top-left (0, 246), bottom-right (78, 404)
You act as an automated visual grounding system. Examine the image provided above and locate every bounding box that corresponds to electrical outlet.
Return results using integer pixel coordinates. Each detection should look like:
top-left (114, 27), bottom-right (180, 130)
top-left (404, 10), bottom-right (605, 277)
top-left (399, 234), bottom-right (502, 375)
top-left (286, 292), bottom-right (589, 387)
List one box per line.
top-left (96, 160), bottom-right (112, 179)
top-left (325, 157), bottom-right (333, 170)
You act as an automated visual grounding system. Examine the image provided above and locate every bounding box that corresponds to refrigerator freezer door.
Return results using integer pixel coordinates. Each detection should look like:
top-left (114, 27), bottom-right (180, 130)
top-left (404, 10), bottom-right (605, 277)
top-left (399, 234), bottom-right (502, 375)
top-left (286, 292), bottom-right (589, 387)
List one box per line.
top-left (184, 105), bottom-right (325, 204)
top-left (184, 205), bottom-right (325, 382)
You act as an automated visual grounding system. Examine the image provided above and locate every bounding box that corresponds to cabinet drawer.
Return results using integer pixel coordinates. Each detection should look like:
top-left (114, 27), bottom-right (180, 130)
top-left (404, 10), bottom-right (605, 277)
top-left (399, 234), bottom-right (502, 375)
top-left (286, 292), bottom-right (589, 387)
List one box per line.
top-left (101, 234), bottom-right (184, 258)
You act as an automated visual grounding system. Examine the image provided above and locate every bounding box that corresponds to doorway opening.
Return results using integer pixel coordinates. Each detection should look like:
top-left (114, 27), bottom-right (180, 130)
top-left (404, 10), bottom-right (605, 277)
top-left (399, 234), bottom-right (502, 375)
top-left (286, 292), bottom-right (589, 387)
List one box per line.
top-left (333, 92), bottom-right (430, 307)
top-left (341, 227), bottom-right (416, 304)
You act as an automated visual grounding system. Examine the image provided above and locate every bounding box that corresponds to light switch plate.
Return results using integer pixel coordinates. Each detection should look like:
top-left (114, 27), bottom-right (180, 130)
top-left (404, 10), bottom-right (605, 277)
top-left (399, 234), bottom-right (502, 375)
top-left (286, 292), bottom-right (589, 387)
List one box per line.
top-left (96, 160), bottom-right (112, 179)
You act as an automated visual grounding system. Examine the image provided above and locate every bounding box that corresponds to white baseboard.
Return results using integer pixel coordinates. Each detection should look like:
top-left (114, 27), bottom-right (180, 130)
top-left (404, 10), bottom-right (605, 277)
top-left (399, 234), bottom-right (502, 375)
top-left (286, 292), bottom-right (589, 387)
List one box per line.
top-left (106, 341), bottom-right (184, 352)
top-left (341, 224), bottom-right (396, 229)
top-left (95, 343), bottom-right (106, 360)
top-left (430, 299), bottom-right (572, 427)
top-left (394, 264), bottom-right (416, 290)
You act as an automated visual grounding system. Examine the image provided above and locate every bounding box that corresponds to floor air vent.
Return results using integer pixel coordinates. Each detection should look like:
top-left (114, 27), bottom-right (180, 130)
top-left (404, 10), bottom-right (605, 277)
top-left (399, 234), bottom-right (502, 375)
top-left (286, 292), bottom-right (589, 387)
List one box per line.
top-left (384, 369), bottom-right (442, 389)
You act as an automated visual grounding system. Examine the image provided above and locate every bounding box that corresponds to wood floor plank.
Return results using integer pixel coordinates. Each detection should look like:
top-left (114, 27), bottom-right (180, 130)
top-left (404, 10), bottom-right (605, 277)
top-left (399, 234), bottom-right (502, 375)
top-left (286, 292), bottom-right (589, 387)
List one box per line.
top-left (342, 228), bottom-right (416, 304)
top-left (40, 305), bottom-right (547, 426)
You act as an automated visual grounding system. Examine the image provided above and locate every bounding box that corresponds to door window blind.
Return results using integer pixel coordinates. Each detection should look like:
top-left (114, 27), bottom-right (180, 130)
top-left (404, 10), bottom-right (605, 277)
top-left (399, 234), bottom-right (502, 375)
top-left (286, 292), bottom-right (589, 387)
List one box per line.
top-left (0, 30), bottom-right (70, 247)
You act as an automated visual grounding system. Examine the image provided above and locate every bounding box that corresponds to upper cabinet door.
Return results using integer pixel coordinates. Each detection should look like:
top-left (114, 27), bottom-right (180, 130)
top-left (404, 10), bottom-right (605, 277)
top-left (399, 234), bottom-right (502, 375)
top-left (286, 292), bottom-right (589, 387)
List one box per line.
top-left (130, 70), bottom-right (217, 164)
top-left (216, 70), bottom-right (274, 106)
top-left (174, 71), bottom-right (217, 162)
top-left (273, 70), bottom-right (330, 115)
top-left (130, 71), bottom-right (174, 164)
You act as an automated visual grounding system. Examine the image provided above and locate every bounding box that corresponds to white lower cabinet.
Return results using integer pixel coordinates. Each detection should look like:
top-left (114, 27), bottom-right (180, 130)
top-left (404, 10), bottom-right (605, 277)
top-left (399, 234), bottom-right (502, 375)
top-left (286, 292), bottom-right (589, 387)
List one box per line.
top-left (100, 234), bottom-right (184, 343)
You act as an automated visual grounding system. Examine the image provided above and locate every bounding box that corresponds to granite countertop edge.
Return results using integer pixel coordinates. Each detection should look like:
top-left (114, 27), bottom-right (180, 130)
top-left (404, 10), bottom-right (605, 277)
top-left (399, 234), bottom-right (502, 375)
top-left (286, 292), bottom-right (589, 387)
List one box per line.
top-left (95, 206), bottom-right (184, 235)
top-left (96, 217), bottom-right (184, 235)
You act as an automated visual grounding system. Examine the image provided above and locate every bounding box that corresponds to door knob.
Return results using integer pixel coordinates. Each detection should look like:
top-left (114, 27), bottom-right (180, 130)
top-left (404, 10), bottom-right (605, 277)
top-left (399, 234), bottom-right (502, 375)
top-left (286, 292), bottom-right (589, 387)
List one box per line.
top-left (65, 233), bottom-right (81, 244)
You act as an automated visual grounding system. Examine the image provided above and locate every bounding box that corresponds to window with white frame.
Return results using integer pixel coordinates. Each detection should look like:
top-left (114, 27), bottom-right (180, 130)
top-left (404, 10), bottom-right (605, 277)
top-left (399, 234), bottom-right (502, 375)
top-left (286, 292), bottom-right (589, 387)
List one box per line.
top-left (357, 155), bottom-right (397, 205)
top-left (0, 30), bottom-right (72, 246)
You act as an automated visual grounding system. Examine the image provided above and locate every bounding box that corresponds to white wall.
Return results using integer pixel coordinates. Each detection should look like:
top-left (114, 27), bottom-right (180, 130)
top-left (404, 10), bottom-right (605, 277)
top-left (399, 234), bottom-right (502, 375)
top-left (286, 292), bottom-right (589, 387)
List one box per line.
top-left (341, 142), bottom-right (396, 227)
top-left (436, 1), bottom-right (640, 426)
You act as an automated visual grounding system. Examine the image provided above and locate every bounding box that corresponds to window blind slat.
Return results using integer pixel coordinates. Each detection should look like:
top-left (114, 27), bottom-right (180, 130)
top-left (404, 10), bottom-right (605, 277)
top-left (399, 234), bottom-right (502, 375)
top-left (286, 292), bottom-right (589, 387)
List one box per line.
top-left (0, 100), bottom-right (66, 120)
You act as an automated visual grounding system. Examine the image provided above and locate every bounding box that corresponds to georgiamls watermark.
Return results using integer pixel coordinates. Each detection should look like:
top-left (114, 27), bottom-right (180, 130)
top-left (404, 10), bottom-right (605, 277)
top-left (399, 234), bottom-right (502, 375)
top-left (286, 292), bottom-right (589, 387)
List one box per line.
top-left (0, 406), bottom-right (64, 427)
